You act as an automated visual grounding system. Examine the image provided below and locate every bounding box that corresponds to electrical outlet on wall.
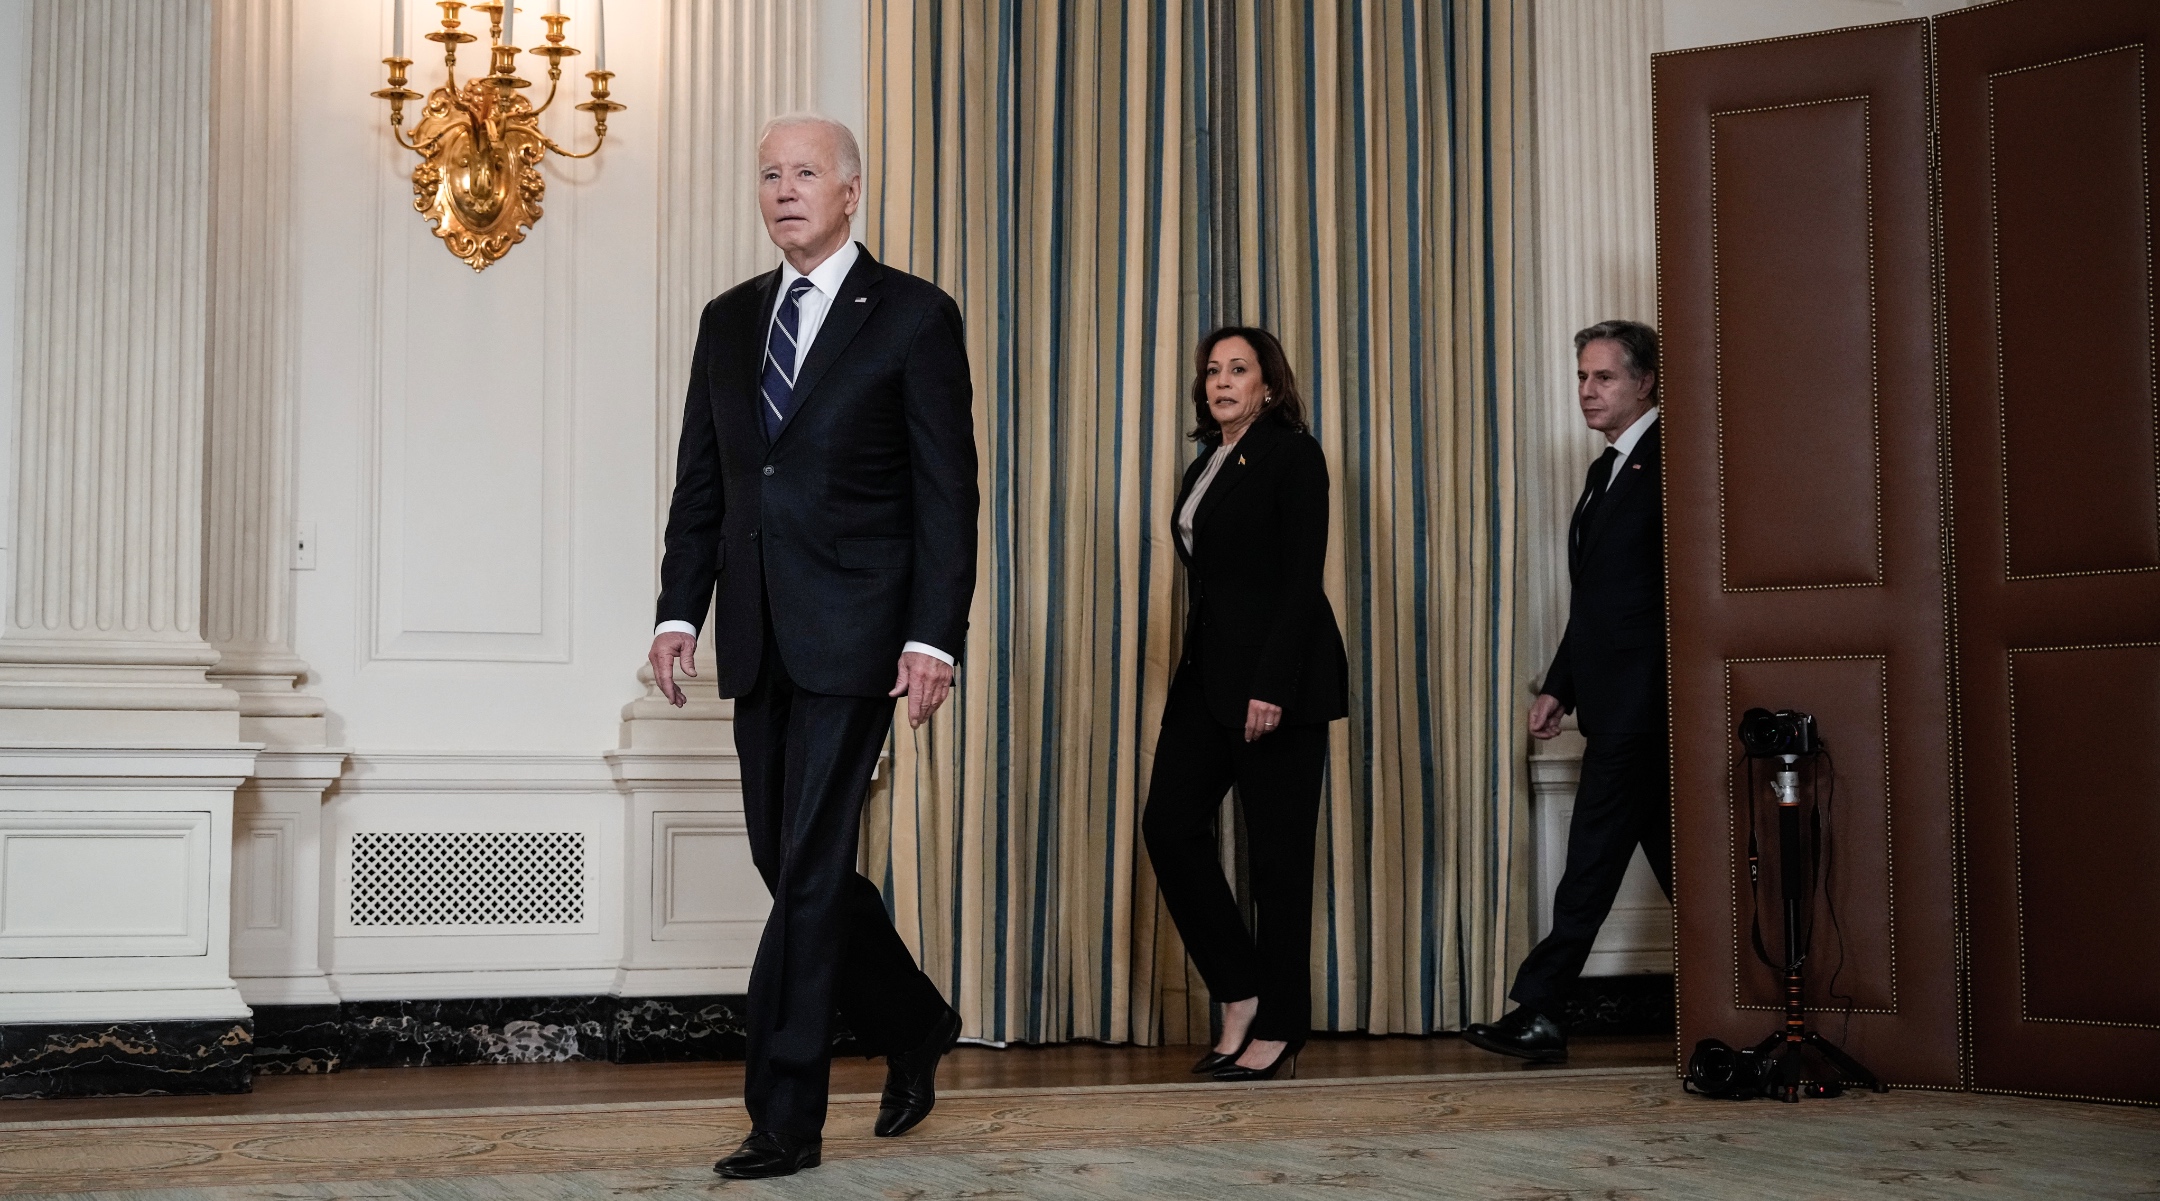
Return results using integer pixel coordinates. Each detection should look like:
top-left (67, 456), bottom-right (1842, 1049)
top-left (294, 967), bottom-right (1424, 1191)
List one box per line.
top-left (293, 522), bottom-right (317, 570)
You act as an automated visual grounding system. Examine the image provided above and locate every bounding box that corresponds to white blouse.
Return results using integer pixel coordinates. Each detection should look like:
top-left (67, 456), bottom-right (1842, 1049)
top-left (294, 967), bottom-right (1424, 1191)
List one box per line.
top-left (1177, 442), bottom-right (1236, 555)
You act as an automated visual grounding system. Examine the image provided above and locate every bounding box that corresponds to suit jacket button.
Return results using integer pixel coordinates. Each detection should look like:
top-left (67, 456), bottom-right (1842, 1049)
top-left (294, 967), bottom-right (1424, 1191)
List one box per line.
top-left (762, 465), bottom-right (775, 476)
top-left (749, 530), bottom-right (759, 541)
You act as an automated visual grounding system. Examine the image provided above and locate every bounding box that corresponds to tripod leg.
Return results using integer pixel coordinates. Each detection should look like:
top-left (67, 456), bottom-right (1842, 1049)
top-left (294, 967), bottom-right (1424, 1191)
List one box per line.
top-left (1805, 1032), bottom-right (1886, 1093)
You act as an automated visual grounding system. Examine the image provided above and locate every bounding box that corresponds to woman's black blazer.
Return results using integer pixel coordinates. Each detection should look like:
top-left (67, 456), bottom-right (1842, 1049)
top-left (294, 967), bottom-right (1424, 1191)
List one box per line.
top-left (1172, 417), bottom-right (1350, 729)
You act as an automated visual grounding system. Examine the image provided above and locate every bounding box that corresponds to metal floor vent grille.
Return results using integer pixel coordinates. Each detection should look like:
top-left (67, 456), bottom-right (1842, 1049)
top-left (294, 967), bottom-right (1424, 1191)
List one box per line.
top-left (348, 831), bottom-right (586, 927)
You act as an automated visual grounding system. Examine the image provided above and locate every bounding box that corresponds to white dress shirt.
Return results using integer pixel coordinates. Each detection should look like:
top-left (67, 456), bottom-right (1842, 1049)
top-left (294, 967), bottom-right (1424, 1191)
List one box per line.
top-left (770, 239), bottom-right (859, 380)
top-left (1607, 405), bottom-right (1659, 474)
top-left (656, 240), bottom-right (954, 668)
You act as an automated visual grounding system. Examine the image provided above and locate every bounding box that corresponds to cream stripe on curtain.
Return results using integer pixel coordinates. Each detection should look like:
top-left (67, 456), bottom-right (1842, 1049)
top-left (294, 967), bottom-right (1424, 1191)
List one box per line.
top-left (859, 0), bottom-right (1533, 1045)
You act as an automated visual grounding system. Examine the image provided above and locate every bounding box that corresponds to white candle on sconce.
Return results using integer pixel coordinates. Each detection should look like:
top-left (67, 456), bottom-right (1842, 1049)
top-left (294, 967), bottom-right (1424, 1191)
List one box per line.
top-left (391, 0), bottom-right (404, 58)
top-left (594, 0), bottom-right (606, 71)
top-left (503, 1), bottom-right (515, 47)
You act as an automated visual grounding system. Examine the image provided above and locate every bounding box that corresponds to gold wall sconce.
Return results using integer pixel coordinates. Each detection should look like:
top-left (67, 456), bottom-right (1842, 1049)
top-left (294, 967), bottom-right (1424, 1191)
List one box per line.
top-left (373, 2), bottom-right (623, 272)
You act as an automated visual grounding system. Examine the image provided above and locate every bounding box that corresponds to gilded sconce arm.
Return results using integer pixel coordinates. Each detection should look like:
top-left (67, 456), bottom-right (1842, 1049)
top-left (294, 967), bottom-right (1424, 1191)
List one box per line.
top-left (371, 0), bottom-right (621, 271)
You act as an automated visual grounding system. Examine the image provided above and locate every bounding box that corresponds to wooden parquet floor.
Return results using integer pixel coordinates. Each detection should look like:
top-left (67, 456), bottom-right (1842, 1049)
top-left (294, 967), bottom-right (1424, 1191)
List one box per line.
top-left (0, 1033), bottom-right (1672, 1124)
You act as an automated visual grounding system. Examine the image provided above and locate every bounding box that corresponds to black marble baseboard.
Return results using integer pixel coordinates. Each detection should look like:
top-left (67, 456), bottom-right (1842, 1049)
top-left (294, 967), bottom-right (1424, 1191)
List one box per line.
top-left (249, 1004), bottom-right (345, 1075)
top-left (341, 996), bottom-right (616, 1069)
top-left (610, 996), bottom-right (750, 1063)
top-left (248, 995), bottom-right (756, 1072)
top-left (1553, 974), bottom-right (1676, 1036)
top-left (0, 1020), bottom-right (253, 1099)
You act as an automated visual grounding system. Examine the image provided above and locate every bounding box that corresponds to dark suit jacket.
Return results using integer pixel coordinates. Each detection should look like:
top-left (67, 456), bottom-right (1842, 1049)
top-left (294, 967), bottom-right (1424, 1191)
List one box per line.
top-left (1541, 418), bottom-right (1666, 736)
top-left (1173, 418), bottom-right (1350, 729)
top-left (656, 244), bottom-right (979, 698)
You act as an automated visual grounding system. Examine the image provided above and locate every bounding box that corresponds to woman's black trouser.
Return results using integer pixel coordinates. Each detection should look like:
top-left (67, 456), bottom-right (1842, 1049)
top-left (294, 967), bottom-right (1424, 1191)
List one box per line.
top-left (1141, 663), bottom-right (1328, 1042)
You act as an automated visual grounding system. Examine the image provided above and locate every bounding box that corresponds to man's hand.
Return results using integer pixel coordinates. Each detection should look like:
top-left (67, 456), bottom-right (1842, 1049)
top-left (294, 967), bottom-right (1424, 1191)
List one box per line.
top-left (890, 650), bottom-right (955, 728)
top-left (649, 631), bottom-right (699, 707)
top-left (1245, 699), bottom-right (1284, 743)
top-left (1528, 693), bottom-right (1565, 740)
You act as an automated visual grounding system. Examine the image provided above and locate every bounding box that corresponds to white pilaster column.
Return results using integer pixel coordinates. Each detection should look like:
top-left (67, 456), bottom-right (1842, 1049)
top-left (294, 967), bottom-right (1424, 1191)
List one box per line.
top-left (0, 0), bottom-right (254, 1033)
top-left (1526, 0), bottom-right (1660, 669)
top-left (0, 0), bottom-right (235, 742)
top-left (203, 0), bottom-right (342, 1006)
top-left (611, 2), bottom-right (815, 997)
top-left (206, 0), bottom-right (326, 749)
top-left (621, 0), bottom-right (814, 749)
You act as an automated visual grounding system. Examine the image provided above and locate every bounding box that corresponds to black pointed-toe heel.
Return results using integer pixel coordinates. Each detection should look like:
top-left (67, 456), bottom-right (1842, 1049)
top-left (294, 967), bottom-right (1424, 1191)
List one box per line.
top-left (1191, 1037), bottom-right (1252, 1074)
top-left (1211, 1038), bottom-right (1304, 1082)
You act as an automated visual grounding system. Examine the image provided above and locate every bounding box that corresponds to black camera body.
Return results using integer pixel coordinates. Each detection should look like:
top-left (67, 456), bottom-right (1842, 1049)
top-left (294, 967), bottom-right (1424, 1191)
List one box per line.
top-left (1685, 1038), bottom-right (1845, 1100)
top-left (1737, 707), bottom-right (1820, 758)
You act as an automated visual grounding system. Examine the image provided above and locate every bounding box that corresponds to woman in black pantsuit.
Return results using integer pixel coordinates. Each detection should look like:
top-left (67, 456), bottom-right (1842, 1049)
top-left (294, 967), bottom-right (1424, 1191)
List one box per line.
top-left (1142, 326), bottom-right (1349, 1082)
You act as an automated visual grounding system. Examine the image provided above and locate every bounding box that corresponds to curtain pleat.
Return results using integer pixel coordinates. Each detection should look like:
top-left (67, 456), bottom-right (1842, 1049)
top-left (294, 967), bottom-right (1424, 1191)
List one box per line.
top-left (861, 0), bottom-right (1533, 1045)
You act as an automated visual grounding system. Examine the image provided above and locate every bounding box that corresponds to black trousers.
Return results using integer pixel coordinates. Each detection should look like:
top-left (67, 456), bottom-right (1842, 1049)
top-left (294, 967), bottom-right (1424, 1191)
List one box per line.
top-left (1509, 732), bottom-right (1674, 1015)
top-left (735, 633), bottom-right (950, 1138)
top-left (1142, 664), bottom-right (1329, 1042)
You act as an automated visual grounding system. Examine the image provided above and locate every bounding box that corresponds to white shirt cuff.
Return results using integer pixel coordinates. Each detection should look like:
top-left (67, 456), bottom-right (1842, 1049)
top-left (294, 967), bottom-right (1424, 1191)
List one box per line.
top-left (902, 640), bottom-right (954, 666)
top-left (654, 620), bottom-right (699, 638)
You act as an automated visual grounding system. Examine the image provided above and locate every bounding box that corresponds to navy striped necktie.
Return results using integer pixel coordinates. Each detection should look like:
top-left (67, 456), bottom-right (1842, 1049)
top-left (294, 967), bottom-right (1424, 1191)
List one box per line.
top-left (760, 277), bottom-right (817, 441)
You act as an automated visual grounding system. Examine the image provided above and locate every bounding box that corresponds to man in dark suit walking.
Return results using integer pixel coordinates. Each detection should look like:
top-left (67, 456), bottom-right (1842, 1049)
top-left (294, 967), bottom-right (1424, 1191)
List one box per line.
top-left (1466, 319), bottom-right (1671, 1065)
top-left (647, 113), bottom-right (978, 1179)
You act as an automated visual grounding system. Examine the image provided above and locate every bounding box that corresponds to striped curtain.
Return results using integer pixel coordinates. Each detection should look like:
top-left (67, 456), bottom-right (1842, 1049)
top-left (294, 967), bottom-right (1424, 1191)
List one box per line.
top-left (859, 0), bottom-right (1533, 1044)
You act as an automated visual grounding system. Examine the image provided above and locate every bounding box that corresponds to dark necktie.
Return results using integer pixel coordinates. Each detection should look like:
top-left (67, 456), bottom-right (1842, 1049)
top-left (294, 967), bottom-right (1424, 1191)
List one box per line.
top-left (1572, 446), bottom-right (1619, 566)
top-left (760, 277), bottom-right (817, 441)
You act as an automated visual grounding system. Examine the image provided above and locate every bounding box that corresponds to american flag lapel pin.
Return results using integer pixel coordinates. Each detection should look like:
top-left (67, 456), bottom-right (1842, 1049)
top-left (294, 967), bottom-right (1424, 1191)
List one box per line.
top-left (854, 296), bottom-right (867, 303)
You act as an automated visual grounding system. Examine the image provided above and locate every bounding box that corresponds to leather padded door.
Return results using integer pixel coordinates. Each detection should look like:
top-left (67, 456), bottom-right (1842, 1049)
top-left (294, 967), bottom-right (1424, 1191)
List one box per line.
top-left (1938, 0), bottom-right (2160, 1103)
top-left (1656, 22), bottom-right (1960, 1087)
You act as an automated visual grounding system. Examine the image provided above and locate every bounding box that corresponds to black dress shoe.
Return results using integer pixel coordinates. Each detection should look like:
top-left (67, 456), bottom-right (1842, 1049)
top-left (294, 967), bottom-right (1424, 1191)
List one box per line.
top-left (875, 1006), bottom-right (963, 1138)
top-left (1191, 1037), bottom-right (1251, 1074)
top-left (1463, 1007), bottom-right (1568, 1064)
top-left (714, 1130), bottom-right (821, 1179)
top-left (1211, 1038), bottom-right (1304, 1082)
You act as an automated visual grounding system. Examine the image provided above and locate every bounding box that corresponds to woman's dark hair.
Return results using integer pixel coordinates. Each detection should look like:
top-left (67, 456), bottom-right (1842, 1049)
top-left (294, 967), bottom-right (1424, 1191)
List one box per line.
top-left (1189, 325), bottom-right (1309, 442)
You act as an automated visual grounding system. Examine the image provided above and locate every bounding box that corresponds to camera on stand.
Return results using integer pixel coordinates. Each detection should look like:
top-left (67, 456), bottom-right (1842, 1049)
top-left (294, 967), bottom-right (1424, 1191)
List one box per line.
top-left (1685, 707), bottom-right (1884, 1103)
top-left (1736, 708), bottom-right (1820, 759)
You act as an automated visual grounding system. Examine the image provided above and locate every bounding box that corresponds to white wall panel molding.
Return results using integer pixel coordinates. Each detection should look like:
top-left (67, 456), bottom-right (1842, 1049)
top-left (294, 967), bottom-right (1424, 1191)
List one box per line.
top-left (328, 968), bottom-right (628, 1003)
top-left (0, 0), bottom-right (236, 741)
top-left (608, 747), bottom-right (759, 996)
top-left (338, 752), bottom-right (620, 793)
top-left (0, 745), bottom-right (256, 1024)
top-left (0, 814), bottom-right (212, 958)
top-left (362, 162), bottom-right (577, 664)
top-left (231, 748), bottom-right (347, 1006)
top-left (204, 0), bottom-right (325, 745)
top-left (1526, 0), bottom-right (1660, 671)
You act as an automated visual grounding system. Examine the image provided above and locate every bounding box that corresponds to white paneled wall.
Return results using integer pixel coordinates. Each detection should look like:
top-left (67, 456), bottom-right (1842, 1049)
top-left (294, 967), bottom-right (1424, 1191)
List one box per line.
top-left (292, 0), bottom-right (659, 749)
top-left (0, 0), bottom-right (843, 1025)
top-left (280, 0), bottom-right (819, 1003)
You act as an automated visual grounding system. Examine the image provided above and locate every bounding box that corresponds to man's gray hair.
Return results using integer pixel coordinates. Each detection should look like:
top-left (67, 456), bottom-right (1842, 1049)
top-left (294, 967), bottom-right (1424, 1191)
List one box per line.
top-left (1573, 319), bottom-right (1660, 392)
top-left (757, 112), bottom-right (863, 182)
